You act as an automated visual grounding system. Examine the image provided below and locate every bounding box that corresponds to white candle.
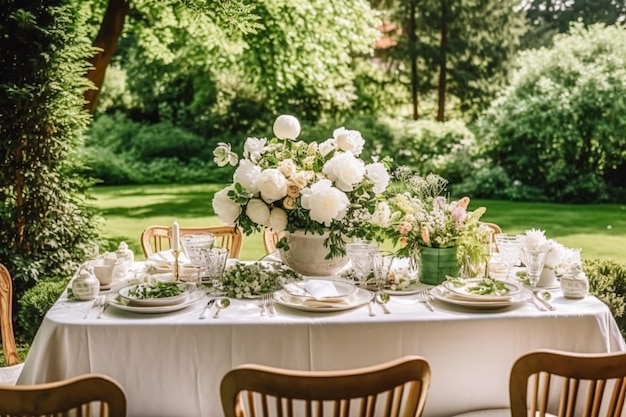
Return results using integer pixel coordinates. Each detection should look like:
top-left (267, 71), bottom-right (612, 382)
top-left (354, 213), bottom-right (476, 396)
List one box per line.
top-left (172, 220), bottom-right (180, 252)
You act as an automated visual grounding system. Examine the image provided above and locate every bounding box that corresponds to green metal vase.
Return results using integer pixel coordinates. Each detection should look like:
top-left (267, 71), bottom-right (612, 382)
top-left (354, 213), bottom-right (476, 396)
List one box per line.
top-left (418, 246), bottom-right (459, 285)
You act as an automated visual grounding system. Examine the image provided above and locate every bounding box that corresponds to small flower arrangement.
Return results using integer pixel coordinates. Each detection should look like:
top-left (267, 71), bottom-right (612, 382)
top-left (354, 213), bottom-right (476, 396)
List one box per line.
top-left (386, 170), bottom-right (487, 259)
top-left (217, 262), bottom-right (302, 299)
top-left (523, 228), bottom-right (581, 276)
top-left (212, 114), bottom-right (392, 257)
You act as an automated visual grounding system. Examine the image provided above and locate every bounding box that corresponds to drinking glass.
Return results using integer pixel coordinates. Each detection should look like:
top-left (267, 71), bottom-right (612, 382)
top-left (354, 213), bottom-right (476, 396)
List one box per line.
top-left (181, 233), bottom-right (215, 283)
top-left (372, 252), bottom-right (395, 291)
top-left (520, 247), bottom-right (550, 288)
top-left (495, 234), bottom-right (523, 280)
top-left (204, 247), bottom-right (229, 287)
top-left (346, 243), bottom-right (377, 288)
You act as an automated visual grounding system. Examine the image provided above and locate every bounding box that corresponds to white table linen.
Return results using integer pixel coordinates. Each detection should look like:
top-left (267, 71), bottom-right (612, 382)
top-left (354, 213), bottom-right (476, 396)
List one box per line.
top-left (18, 280), bottom-right (625, 417)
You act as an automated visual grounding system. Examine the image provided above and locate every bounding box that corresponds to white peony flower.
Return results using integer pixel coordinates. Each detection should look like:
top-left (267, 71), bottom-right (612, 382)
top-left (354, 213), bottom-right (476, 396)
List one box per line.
top-left (318, 139), bottom-right (336, 156)
top-left (366, 162), bottom-right (390, 194)
top-left (258, 168), bottom-right (288, 203)
top-left (246, 198), bottom-right (270, 226)
top-left (213, 142), bottom-right (238, 167)
top-left (212, 186), bottom-right (242, 224)
top-left (269, 208), bottom-right (288, 231)
top-left (542, 240), bottom-right (563, 268)
top-left (273, 115), bottom-right (301, 140)
top-left (524, 228), bottom-right (547, 250)
top-left (300, 179), bottom-right (349, 226)
top-left (333, 127), bottom-right (365, 155)
top-left (243, 137), bottom-right (267, 163)
top-left (233, 159), bottom-right (261, 194)
top-left (323, 152), bottom-right (366, 192)
top-left (370, 201), bottom-right (392, 228)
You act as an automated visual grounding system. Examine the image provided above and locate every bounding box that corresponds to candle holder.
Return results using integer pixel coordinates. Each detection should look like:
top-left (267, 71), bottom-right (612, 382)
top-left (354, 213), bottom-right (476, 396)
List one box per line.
top-left (172, 250), bottom-right (180, 282)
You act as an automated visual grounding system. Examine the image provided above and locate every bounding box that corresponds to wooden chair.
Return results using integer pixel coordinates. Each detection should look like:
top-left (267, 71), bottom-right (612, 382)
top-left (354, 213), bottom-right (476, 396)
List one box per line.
top-left (0, 373), bottom-right (126, 416)
top-left (220, 355), bottom-right (431, 417)
top-left (479, 222), bottom-right (503, 253)
top-left (0, 263), bottom-right (23, 385)
top-left (141, 225), bottom-right (243, 259)
top-left (452, 349), bottom-right (626, 417)
top-left (263, 228), bottom-right (281, 254)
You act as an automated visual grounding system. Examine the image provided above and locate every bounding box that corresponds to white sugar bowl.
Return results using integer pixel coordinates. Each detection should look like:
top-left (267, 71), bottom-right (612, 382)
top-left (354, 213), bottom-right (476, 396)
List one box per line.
top-left (72, 265), bottom-right (100, 301)
top-left (560, 264), bottom-right (589, 299)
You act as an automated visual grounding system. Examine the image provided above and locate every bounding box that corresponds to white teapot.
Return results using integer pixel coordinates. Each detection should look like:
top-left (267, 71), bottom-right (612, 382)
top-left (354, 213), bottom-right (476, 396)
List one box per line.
top-left (72, 264), bottom-right (100, 300)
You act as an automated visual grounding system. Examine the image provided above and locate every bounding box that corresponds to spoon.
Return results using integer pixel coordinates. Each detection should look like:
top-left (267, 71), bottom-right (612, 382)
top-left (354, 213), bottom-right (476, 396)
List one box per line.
top-left (213, 298), bottom-right (230, 318)
top-left (539, 291), bottom-right (552, 301)
top-left (376, 292), bottom-right (391, 314)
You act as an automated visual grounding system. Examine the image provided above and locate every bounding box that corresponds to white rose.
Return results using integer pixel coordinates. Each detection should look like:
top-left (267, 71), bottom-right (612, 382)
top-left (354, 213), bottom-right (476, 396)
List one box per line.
top-left (322, 152), bottom-right (366, 192)
top-left (273, 115), bottom-right (301, 140)
top-left (278, 159), bottom-right (297, 177)
top-left (269, 208), bottom-right (288, 232)
top-left (301, 179), bottom-right (349, 226)
top-left (233, 159), bottom-right (261, 194)
top-left (258, 168), bottom-right (288, 203)
top-left (243, 137), bottom-right (267, 163)
top-left (246, 198), bottom-right (270, 227)
top-left (318, 139), bottom-right (336, 156)
top-left (365, 162), bottom-right (390, 194)
top-left (333, 127), bottom-right (365, 155)
top-left (212, 186), bottom-right (242, 224)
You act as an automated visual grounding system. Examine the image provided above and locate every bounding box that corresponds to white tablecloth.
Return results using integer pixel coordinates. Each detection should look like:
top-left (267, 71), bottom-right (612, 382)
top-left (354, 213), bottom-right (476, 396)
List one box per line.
top-left (18, 281), bottom-right (625, 417)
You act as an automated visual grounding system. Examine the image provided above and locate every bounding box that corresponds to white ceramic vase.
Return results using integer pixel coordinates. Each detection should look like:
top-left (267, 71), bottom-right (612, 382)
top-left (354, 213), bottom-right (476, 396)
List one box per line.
top-left (278, 230), bottom-right (348, 276)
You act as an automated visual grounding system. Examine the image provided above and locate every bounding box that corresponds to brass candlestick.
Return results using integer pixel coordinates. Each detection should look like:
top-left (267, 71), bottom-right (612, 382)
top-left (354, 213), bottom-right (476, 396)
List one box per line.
top-left (172, 250), bottom-right (180, 282)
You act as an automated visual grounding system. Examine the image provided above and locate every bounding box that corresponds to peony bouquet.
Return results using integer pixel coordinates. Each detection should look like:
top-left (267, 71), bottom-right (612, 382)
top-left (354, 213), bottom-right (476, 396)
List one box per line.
top-left (211, 114), bottom-right (392, 257)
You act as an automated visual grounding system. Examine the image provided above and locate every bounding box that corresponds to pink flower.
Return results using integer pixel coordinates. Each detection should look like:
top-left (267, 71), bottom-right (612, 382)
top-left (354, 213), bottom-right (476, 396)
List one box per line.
top-left (398, 221), bottom-right (413, 235)
top-left (451, 207), bottom-right (467, 228)
top-left (421, 227), bottom-right (431, 247)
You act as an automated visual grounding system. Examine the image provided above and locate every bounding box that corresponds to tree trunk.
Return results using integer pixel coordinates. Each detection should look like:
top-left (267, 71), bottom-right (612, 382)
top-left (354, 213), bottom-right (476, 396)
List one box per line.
top-left (409, 0), bottom-right (419, 120)
top-left (84, 0), bottom-right (130, 114)
top-left (437, 0), bottom-right (447, 121)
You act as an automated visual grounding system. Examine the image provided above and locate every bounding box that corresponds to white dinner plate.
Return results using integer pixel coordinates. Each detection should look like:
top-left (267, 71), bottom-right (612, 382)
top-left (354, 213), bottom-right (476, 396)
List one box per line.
top-left (443, 278), bottom-right (521, 302)
top-left (430, 286), bottom-right (532, 309)
top-left (118, 282), bottom-right (195, 307)
top-left (108, 291), bottom-right (204, 314)
top-left (283, 279), bottom-right (357, 301)
top-left (274, 288), bottom-right (373, 312)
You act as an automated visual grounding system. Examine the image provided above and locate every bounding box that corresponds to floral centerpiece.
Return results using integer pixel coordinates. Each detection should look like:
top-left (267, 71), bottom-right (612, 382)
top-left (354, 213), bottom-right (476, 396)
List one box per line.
top-left (211, 114), bottom-right (392, 264)
top-left (385, 169), bottom-right (488, 283)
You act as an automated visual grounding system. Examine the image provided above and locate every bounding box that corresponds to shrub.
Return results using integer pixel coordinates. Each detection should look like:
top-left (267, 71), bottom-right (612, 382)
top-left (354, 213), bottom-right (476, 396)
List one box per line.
top-left (17, 278), bottom-right (70, 342)
top-left (585, 258), bottom-right (626, 338)
top-left (478, 23), bottom-right (626, 203)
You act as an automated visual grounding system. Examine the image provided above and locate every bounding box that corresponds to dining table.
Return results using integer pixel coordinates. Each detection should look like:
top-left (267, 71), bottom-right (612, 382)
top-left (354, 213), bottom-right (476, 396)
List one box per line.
top-left (17, 261), bottom-right (626, 417)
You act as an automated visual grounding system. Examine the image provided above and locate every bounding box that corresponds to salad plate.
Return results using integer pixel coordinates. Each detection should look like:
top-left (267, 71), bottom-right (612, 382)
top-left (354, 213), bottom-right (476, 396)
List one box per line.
top-left (430, 285), bottom-right (532, 309)
top-left (118, 282), bottom-right (195, 307)
top-left (108, 291), bottom-right (204, 314)
top-left (443, 278), bottom-right (521, 302)
top-left (274, 288), bottom-right (373, 312)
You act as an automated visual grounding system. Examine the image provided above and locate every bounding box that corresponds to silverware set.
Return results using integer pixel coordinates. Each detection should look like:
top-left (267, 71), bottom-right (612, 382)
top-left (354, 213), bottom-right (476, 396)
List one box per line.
top-left (258, 293), bottom-right (276, 317)
top-left (417, 289), bottom-right (435, 312)
top-left (84, 295), bottom-right (108, 319)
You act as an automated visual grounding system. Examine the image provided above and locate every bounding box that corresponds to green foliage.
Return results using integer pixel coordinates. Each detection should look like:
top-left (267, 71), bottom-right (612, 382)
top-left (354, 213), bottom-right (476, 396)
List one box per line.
top-left (478, 24), bottom-right (626, 203)
top-left (17, 278), bottom-right (70, 342)
top-left (0, 0), bottom-right (103, 339)
top-left (586, 258), bottom-right (626, 337)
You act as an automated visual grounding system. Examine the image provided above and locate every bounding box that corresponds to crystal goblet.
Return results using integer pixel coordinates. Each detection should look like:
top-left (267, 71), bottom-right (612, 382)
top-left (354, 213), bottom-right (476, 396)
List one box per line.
top-left (520, 247), bottom-right (550, 288)
top-left (346, 243), bottom-right (377, 288)
top-left (181, 233), bottom-right (215, 283)
top-left (495, 234), bottom-right (523, 281)
top-left (372, 252), bottom-right (395, 291)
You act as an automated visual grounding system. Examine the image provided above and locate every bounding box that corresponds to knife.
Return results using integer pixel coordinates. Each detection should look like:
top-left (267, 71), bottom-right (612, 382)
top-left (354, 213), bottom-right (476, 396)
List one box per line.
top-left (533, 292), bottom-right (555, 311)
top-left (199, 298), bottom-right (216, 319)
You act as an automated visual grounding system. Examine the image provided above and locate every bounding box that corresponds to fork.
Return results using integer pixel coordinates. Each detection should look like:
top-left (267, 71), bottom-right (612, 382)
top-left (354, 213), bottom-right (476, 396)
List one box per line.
top-left (258, 295), bottom-right (267, 316)
top-left (97, 297), bottom-right (109, 319)
top-left (83, 296), bottom-right (103, 319)
top-left (267, 293), bottom-right (276, 317)
top-left (417, 289), bottom-right (435, 312)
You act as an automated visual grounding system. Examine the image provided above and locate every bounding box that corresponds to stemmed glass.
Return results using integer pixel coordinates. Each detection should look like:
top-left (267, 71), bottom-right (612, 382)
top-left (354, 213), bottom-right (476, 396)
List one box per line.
top-left (495, 234), bottom-right (523, 281)
top-left (346, 243), bottom-right (377, 288)
top-left (520, 247), bottom-right (550, 288)
top-left (372, 252), bottom-right (395, 291)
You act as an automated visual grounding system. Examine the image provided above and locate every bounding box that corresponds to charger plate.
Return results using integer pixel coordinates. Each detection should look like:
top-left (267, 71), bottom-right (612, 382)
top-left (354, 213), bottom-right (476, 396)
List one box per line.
top-left (108, 291), bottom-right (204, 314)
top-left (431, 286), bottom-right (532, 310)
top-left (274, 288), bottom-right (373, 312)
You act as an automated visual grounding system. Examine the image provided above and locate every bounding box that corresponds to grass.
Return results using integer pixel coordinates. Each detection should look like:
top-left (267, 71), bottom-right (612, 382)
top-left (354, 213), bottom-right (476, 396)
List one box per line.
top-left (93, 184), bottom-right (626, 263)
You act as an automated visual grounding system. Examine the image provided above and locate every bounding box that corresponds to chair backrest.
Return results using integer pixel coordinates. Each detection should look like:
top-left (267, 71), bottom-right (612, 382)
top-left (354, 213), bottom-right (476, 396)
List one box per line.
top-left (509, 349), bottom-right (626, 417)
top-left (141, 225), bottom-right (243, 259)
top-left (0, 263), bottom-right (19, 367)
top-left (0, 373), bottom-right (127, 416)
top-left (480, 222), bottom-right (503, 252)
top-left (221, 355), bottom-right (431, 417)
top-left (263, 228), bottom-right (280, 255)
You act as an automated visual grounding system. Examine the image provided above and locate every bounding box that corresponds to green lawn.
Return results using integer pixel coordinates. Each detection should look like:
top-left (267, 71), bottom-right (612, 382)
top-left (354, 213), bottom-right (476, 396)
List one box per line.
top-left (93, 184), bottom-right (626, 263)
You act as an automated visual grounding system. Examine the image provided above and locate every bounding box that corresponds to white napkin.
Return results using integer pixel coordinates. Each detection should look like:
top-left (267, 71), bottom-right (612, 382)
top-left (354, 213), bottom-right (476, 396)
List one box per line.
top-left (283, 280), bottom-right (356, 307)
top-left (146, 251), bottom-right (190, 271)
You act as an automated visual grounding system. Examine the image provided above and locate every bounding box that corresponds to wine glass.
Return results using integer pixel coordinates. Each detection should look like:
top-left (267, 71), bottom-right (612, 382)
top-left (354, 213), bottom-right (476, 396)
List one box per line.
top-left (346, 243), bottom-right (377, 288)
top-left (520, 247), bottom-right (550, 288)
top-left (495, 234), bottom-right (523, 281)
top-left (181, 233), bottom-right (215, 283)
